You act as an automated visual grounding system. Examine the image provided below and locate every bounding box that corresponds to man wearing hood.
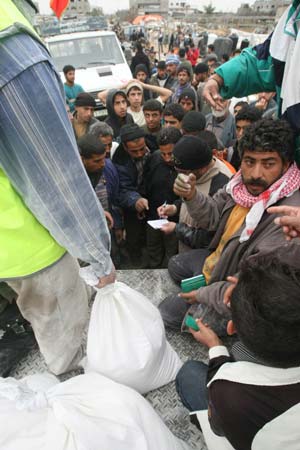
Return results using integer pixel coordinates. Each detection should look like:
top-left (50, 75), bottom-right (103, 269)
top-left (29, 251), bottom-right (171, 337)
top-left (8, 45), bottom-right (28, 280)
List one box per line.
top-left (178, 88), bottom-right (197, 112)
top-left (103, 89), bottom-right (134, 140)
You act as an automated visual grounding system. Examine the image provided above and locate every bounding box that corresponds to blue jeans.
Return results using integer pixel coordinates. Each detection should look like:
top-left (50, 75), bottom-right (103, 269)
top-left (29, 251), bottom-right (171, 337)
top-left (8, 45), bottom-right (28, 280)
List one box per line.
top-left (176, 360), bottom-right (209, 411)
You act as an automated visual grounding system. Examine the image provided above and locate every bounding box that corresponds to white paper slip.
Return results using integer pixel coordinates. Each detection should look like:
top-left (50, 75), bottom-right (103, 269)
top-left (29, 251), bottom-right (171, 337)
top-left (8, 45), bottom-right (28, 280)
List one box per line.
top-left (147, 219), bottom-right (169, 229)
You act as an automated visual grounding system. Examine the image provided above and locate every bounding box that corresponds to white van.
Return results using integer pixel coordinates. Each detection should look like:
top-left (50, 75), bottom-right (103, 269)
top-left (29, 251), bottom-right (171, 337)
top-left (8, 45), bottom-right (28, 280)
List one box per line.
top-left (45, 30), bottom-right (132, 118)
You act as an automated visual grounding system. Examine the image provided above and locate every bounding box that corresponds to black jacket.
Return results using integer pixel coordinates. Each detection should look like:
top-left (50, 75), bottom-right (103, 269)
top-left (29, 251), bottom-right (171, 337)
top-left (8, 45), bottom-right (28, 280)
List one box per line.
top-left (144, 150), bottom-right (179, 220)
top-left (105, 89), bottom-right (134, 139)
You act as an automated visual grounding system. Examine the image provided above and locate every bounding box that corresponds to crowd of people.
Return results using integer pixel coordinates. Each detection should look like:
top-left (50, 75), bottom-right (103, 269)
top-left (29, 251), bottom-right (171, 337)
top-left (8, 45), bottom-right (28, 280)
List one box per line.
top-left (1, 1), bottom-right (300, 449)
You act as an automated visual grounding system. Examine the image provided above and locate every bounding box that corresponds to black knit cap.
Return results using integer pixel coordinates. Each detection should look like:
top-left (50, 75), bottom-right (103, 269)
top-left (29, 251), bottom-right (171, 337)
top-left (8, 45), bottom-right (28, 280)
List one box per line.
top-left (173, 135), bottom-right (212, 169)
top-left (120, 123), bottom-right (145, 143)
top-left (75, 92), bottom-right (96, 107)
top-left (181, 111), bottom-right (206, 132)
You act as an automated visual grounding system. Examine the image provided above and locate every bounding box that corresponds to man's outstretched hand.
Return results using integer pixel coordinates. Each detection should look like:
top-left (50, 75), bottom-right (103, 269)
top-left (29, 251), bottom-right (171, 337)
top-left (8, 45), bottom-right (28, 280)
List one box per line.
top-left (268, 205), bottom-right (300, 240)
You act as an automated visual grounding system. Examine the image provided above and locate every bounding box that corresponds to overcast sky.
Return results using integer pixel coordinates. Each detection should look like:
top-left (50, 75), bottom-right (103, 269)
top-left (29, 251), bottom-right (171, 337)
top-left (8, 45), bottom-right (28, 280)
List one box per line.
top-left (37, 0), bottom-right (252, 15)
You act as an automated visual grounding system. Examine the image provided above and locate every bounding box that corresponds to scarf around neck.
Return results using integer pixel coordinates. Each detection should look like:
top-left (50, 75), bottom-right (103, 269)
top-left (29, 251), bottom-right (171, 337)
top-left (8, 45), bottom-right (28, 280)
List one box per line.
top-left (226, 162), bottom-right (300, 242)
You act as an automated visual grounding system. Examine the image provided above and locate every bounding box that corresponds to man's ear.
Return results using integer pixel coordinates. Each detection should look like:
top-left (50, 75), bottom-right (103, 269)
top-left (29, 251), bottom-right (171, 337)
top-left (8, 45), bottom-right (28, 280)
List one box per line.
top-left (227, 320), bottom-right (237, 336)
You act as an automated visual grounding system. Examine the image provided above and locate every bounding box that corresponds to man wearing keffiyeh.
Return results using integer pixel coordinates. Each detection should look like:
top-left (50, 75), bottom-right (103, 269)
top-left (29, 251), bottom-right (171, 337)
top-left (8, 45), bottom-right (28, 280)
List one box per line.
top-left (159, 119), bottom-right (300, 335)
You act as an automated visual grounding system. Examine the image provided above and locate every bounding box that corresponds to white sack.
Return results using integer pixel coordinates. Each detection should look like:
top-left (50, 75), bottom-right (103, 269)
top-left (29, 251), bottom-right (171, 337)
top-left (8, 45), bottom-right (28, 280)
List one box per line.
top-left (0, 372), bottom-right (193, 450)
top-left (84, 281), bottom-right (182, 394)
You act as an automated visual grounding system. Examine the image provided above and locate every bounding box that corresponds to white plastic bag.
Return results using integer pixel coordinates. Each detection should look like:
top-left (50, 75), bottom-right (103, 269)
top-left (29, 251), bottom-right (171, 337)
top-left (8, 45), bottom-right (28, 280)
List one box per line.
top-left (84, 281), bottom-right (182, 393)
top-left (0, 372), bottom-right (193, 450)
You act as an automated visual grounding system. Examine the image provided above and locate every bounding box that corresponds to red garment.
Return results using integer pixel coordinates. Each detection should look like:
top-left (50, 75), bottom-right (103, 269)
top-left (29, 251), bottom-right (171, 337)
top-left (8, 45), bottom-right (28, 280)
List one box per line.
top-left (50, 0), bottom-right (69, 18)
top-left (187, 48), bottom-right (199, 66)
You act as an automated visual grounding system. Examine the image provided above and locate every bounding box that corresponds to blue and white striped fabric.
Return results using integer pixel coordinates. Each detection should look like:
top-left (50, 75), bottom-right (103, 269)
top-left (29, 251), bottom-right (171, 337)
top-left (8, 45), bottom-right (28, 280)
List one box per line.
top-left (0, 32), bottom-right (112, 278)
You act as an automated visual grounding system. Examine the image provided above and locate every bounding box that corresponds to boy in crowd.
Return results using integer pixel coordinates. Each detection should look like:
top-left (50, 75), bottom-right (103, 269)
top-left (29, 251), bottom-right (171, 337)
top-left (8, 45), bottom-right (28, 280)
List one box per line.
top-left (178, 88), bottom-right (197, 113)
top-left (172, 65), bottom-right (196, 104)
top-left (126, 81), bottom-right (146, 127)
top-left (231, 105), bottom-right (262, 169)
top-left (144, 127), bottom-right (182, 268)
top-left (176, 246), bottom-right (300, 450)
top-left (102, 89), bottom-right (134, 140)
top-left (192, 63), bottom-right (211, 115)
top-left (142, 99), bottom-right (163, 152)
top-left (163, 103), bottom-right (185, 130)
top-left (63, 65), bottom-right (84, 113)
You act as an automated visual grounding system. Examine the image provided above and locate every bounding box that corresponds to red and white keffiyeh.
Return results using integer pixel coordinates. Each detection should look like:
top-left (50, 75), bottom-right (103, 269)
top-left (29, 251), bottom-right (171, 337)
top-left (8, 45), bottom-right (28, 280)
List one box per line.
top-left (226, 162), bottom-right (300, 242)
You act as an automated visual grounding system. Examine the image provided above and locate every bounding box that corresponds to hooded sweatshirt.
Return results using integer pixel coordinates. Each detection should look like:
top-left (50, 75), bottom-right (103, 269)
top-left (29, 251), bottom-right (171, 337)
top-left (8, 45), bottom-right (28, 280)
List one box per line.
top-left (105, 89), bottom-right (134, 140)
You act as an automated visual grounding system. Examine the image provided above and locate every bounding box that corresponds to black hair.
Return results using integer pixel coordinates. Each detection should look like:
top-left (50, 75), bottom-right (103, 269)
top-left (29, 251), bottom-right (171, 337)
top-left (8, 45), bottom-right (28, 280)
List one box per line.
top-left (157, 127), bottom-right (182, 146)
top-left (231, 253), bottom-right (300, 368)
top-left (239, 119), bottom-right (295, 163)
top-left (163, 103), bottom-right (185, 122)
top-left (143, 99), bottom-right (163, 113)
top-left (208, 44), bottom-right (215, 51)
top-left (78, 135), bottom-right (105, 158)
top-left (63, 65), bottom-right (75, 74)
top-left (234, 101), bottom-right (248, 111)
top-left (222, 53), bottom-right (229, 62)
top-left (206, 55), bottom-right (218, 63)
top-left (197, 130), bottom-right (218, 150)
top-left (195, 62), bottom-right (209, 74)
top-left (235, 105), bottom-right (262, 123)
top-left (178, 48), bottom-right (186, 58)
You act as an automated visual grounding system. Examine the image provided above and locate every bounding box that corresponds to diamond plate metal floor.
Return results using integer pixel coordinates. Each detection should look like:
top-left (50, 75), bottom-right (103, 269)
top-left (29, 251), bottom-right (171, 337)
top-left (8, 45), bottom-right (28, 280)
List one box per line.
top-left (9, 269), bottom-right (216, 449)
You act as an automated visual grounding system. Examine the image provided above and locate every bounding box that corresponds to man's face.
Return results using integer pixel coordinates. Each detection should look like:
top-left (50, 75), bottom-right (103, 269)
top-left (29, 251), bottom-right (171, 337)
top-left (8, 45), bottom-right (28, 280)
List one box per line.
top-left (144, 110), bottom-right (162, 131)
top-left (65, 70), bottom-right (75, 84)
top-left (136, 71), bottom-right (147, 82)
top-left (113, 94), bottom-right (127, 118)
top-left (166, 63), bottom-right (177, 76)
top-left (177, 71), bottom-right (189, 86)
top-left (207, 60), bottom-right (216, 74)
top-left (127, 88), bottom-right (143, 109)
top-left (82, 153), bottom-right (106, 173)
top-left (212, 99), bottom-right (230, 119)
top-left (75, 106), bottom-right (94, 123)
top-left (234, 105), bottom-right (244, 116)
top-left (157, 67), bottom-right (167, 78)
top-left (241, 150), bottom-right (289, 196)
top-left (125, 137), bottom-right (146, 161)
top-left (236, 119), bottom-right (252, 141)
top-left (195, 72), bottom-right (207, 83)
top-left (175, 166), bottom-right (207, 180)
top-left (163, 115), bottom-right (181, 129)
top-left (159, 143), bottom-right (174, 165)
top-left (179, 98), bottom-right (194, 112)
top-left (100, 134), bottom-right (113, 158)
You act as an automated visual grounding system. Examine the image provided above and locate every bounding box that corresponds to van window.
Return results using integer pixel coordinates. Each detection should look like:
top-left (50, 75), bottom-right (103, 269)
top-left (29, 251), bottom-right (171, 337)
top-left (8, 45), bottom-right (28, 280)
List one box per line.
top-left (48, 35), bottom-right (124, 71)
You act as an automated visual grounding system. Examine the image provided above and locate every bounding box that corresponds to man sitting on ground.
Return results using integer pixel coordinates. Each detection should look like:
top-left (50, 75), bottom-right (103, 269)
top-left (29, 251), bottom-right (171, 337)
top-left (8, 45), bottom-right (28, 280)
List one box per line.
top-left (176, 245), bottom-right (300, 450)
top-left (160, 135), bottom-right (232, 253)
top-left (159, 119), bottom-right (300, 334)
